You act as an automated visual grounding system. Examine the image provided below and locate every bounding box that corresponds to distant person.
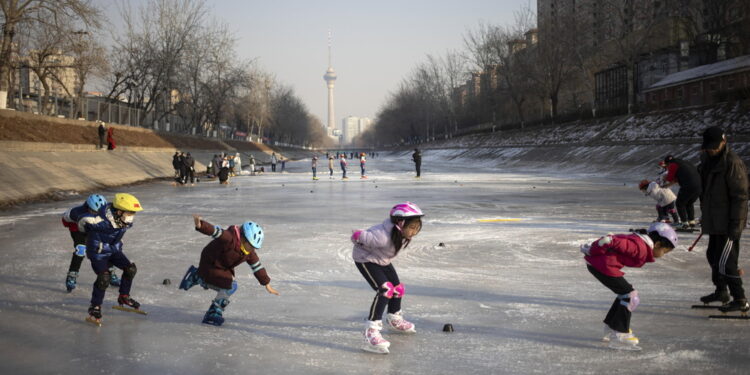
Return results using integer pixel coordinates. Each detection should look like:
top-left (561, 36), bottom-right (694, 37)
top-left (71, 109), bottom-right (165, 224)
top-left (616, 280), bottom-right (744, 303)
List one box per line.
top-left (172, 152), bottom-right (181, 179)
top-left (249, 154), bottom-right (256, 176)
top-left (697, 126), bottom-right (749, 314)
top-left (270, 152), bottom-right (278, 172)
top-left (177, 152), bottom-right (187, 185)
top-left (412, 148), bottom-right (422, 178)
top-left (218, 156), bottom-right (230, 184)
top-left (183, 152), bottom-right (195, 185)
top-left (328, 155), bottom-right (334, 179)
top-left (280, 157), bottom-right (286, 172)
top-left (234, 153), bottom-right (242, 174)
top-left (228, 155), bottom-right (236, 177)
top-left (340, 154), bottom-right (348, 180)
top-left (106, 127), bottom-right (116, 150)
top-left (360, 152), bottom-right (367, 179)
top-left (212, 154), bottom-right (222, 177)
top-left (97, 122), bottom-right (106, 149)
top-left (662, 155), bottom-right (701, 228)
top-left (311, 155), bottom-right (319, 180)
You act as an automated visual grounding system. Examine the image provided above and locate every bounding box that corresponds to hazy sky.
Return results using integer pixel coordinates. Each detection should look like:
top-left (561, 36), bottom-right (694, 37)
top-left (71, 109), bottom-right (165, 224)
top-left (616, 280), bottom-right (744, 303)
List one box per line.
top-left (104, 0), bottom-right (535, 127)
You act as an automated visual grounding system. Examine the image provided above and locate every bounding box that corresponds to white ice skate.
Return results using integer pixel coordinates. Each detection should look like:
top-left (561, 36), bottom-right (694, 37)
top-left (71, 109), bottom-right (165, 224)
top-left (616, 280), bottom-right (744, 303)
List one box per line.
top-left (363, 320), bottom-right (390, 354)
top-left (606, 329), bottom-right (641, 351)
top-left (387, 311), bottom-right (416, 333)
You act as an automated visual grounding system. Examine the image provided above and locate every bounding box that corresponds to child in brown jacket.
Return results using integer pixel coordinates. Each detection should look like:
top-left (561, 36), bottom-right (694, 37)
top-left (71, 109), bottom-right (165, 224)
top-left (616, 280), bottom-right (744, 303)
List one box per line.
top-left (179, 214), bottom-right (279, 326)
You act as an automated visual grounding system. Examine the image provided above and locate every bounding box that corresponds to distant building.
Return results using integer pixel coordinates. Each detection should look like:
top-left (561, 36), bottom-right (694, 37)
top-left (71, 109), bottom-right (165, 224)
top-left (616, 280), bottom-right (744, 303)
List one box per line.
top-left (342, 116), bottom-right (359, 144)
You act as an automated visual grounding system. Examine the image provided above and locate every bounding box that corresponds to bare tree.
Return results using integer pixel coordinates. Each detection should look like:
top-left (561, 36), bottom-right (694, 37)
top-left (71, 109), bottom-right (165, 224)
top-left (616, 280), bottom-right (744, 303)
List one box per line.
top-left (0, 0), bottom-right (100, 107)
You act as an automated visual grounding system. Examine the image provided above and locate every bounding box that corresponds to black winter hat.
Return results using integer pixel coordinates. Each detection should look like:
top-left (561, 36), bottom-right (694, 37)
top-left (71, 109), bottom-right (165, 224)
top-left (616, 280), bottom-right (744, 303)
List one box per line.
top-left (702, 126), bottom-right (726, 150)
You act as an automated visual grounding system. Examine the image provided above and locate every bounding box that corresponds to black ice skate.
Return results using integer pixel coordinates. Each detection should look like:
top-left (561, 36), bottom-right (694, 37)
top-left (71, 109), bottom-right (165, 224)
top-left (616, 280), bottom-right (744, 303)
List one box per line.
top-left (699, 291), bottom-right (730, 305)
top-left (718, 299), bottom-right (749, 314)
top-left (86, 305), bottom-right (102, 326)
top-left (113, 294), bottom-right (147, 315)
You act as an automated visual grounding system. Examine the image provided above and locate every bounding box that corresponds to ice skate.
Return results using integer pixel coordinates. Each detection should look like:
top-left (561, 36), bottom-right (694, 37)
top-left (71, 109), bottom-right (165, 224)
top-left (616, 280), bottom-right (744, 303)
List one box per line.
top-left (179, 265), bottom-right (201, 290)
top-left (607, 330), bottom-right (641, 350)
top-left (65, 271), bottom-right (78, 292)
top-left (113, 294), bottom-right (147, 315)
top-left (202, 298), bottom-right (229, 326)
top-left (362, 320), bottom-right (390, 354)
top-left (700, 290), bottom-right (730, 305)
top-left (86, 304), bottom-right (102, 326)
top-left (718, 299), bottom-right (749, 315)
top-left (386, 311), bottom-right (416, 333)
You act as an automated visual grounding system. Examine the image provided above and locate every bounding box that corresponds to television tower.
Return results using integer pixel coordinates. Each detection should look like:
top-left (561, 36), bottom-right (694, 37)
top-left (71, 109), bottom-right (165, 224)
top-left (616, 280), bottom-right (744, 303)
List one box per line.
top-left (323, 31), bottom-right (337, 134)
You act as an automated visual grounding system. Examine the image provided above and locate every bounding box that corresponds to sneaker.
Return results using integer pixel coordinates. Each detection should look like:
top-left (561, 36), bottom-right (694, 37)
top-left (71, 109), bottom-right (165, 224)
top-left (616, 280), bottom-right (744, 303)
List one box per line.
top-left (88, 304), bottom-right (102, 319)
top-left (65, 271), bottom-right (78, 292)
top-left (117, 294), bottom-right (141, 309)
top-left (700, 291), bottom-right (730, 305)
top-left (718, 299), bottom-right (750, 314)
top-left (363, 320), bottom-right (390, 354)
top-left (386, 311), bottom-right (416, 333)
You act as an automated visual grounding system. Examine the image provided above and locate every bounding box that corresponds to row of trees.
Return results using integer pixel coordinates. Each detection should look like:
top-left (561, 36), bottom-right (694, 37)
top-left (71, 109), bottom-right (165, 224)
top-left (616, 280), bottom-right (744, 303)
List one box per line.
top-left (360, 0), bottom-right (750, 147)
top-left (0, 0), bottom-right (332, 147)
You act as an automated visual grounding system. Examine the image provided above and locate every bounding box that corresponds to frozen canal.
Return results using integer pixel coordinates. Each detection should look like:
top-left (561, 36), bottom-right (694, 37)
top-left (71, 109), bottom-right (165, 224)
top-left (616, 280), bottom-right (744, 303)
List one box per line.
top-left (0, 152), bottom-right (748, 374)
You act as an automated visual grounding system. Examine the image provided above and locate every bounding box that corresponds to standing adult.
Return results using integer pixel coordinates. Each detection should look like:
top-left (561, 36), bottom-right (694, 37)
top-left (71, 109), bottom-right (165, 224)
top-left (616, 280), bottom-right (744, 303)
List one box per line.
top-left (98, 122), bottom-right (106, 149)
top-left (270, 152), bottom-right (278, 172)
top-left (249, 154), bottom-right (256, 176)
top-left (212, 154), bottom-right (222, 177)
top-left (697, 126), bottom-right (749, 313)
top-left (234, 153), bottom-right (242, 174)
top-left (280, 157), bottom-right (286, 172)
top-left (106, 127), bottom-right (116, 150)
top-left (412, 148), bottom-right (422, 178)
top-left (178, 152), bottom-right (187, 185)
top-left (172, 152), bottom-right (181, 179)
top-left (183, 152), bottom-right (195, 185)
top-left (662, 154), bottom-right (701, 227)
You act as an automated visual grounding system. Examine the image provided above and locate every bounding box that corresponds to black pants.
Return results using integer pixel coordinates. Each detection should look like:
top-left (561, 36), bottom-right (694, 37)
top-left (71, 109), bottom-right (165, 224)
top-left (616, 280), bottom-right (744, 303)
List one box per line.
top-left (68, 231), bottom-right (87, 273)
top-left (185, 168), bottom-right (195, 183)
top-left (587, 265), bottom-right (634, 333)
top-left (415, 162), bottom-right (421, 177)
top-left (356, 262), bottom-right (402, 321)
top-left (706, 234), bottom-right (745, 300)
top-left (656, 201), bottom-right (679, 223)
top-left (676, 188), bottom-right (699, 223)
top-left (271, 163), bottom-right (276, 172)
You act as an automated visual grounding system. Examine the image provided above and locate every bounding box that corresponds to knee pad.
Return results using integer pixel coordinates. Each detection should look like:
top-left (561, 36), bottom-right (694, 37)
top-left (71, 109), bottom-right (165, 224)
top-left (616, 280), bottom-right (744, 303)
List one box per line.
top-left (393, 284), bottom-right (405, 298)
top-left (123, 263), bottom-right (137, 279)
top-left (74, 244), bottom-right (86, 257)
top-left (379, 282), bottom-right (395, 298)
top-left (618, 290), bottom-right (640, 312)
top-left (95, 272), bottom-right (111, 291)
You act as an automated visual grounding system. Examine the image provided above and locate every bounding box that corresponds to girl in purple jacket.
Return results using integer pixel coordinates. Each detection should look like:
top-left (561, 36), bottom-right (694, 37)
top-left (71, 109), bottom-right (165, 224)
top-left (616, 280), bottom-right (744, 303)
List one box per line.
top-left (351, 202), bottom-right (424, 354)
top-left (580, 222), bottom-right (677, 350)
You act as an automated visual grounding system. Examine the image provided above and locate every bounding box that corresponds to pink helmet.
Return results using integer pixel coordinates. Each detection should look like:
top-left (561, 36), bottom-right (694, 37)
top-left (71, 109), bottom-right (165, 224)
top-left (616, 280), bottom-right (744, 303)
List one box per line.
top-left (390, 202), bottom-right (424, 218)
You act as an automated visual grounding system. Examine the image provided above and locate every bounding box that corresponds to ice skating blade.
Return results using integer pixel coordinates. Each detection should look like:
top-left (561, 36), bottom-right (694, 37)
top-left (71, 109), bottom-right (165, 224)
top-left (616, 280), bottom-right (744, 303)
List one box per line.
top-left (112, 305), bottom-right (148, 315)
top-left (85, 316), bottom-right (102, 327)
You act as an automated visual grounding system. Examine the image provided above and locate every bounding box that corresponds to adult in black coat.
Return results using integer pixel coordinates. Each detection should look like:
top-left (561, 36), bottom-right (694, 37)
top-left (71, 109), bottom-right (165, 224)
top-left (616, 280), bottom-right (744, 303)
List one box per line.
top-left (662, 155), bottom-right (701, 226)
top-left (697, 127), bottom-right (749, 312)
top-left (412, 148), bottom-right (422, 178)
top-left (183, 152), bottom-right (195, 184)
top-left (98, 122), bottom-right (106, 149)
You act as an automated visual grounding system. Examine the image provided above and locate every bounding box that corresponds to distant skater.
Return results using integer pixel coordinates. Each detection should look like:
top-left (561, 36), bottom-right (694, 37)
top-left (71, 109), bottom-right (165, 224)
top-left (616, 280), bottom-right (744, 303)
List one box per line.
top-left (412, 148), bottom-right (421, 178)
top-left (340, 154), bottom-right (348, 180)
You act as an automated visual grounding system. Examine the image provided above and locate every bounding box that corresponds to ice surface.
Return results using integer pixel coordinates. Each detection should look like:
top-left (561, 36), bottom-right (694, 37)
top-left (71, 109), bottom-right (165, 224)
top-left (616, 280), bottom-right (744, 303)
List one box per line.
top-left (0, 153), bottom-right (748, 374)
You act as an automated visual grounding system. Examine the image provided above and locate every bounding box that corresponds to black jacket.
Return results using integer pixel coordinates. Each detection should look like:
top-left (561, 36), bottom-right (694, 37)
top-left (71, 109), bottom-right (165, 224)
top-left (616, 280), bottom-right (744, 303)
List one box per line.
top-left (671, 158), bottom-right (702, 192)
top-left (699, 146), bottom-right (748, 238)
top-left (412, 150), bottom-right (421, 164)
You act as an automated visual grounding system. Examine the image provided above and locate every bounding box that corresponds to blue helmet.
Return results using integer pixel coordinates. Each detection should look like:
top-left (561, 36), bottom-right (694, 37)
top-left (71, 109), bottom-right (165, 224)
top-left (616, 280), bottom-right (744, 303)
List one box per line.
top-left (85, 194), bottom-right (108, 211)
top-left (241, 221), bottom-right (264, 249)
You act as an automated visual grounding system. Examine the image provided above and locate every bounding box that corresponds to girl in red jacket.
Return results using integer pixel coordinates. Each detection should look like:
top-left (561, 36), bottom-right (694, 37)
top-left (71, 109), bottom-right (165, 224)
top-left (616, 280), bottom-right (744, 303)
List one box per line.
top-left (580, 222), bottom-right (677, 350)
top-left (179, 214), bottom-right (279, 326)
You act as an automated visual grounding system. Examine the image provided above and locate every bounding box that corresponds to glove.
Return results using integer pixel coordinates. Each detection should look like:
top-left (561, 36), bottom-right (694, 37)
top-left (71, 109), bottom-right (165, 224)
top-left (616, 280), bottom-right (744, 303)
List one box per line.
top-left (580, 244), bottom-right (591, 256)
top-left (351, 230), bottom-right (363, 244)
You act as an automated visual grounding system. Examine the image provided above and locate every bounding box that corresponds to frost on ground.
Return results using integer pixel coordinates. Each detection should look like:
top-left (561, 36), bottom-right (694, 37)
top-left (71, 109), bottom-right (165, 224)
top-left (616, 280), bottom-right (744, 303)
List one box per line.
top-left (0, 153), bottom-right (748, 375)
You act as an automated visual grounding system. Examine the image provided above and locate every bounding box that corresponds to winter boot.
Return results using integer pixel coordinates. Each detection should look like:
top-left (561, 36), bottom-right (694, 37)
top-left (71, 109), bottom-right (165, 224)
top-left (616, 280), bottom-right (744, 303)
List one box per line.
top-left (363, 320), bottom-right (390, 354)
top-left (718, 299), bottom-right (750, 314)
top-left (109, 267), bottom-right (121, 287)
top-left (65, 271), bottom-right (78, 292)
top-left (202, 298), bottom-right (229, 326)
top-left (117, 294), bottom-right (141, 309)
top-left (179, 265), bottom-right (201, 290)
top-left (386, 311), bottom-right (416, 333)
top-left (700, 290), bottom-right (730, 305)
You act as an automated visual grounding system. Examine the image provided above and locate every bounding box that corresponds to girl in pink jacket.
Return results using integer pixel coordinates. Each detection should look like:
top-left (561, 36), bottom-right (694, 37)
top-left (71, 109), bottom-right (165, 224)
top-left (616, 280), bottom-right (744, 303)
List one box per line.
top-left (351, 202), bottom-right (424, 354)
top-left (580, 222), bottom-right (677, 350)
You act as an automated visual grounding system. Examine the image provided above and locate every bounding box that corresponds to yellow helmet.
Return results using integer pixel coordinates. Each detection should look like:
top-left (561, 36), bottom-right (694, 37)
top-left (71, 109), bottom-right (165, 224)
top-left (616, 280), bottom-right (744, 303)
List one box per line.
top-left (113, 193), bottom-right (143, 212)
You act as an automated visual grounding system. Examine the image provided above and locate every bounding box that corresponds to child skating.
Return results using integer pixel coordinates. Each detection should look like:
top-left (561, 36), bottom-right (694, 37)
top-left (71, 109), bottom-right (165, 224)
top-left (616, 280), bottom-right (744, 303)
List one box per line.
top-left (61, 194), bottom-right (121, 292)
top-left (312, 155), bottom-right (319, 180)
top-left (81, 193), bottom-right (145, 326)
top-left (352, 202), bottom-right (423, 354)
top-left (340, 154), bottom-right (348, 180)
top-left (580, 222), bottom-right (677, 350)
top-left (638, 179), bottom-right (679, 224)
top-left (179, 214), bottom-right (279, 326)
top-left (328, 155), bottom-right (334, 179)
